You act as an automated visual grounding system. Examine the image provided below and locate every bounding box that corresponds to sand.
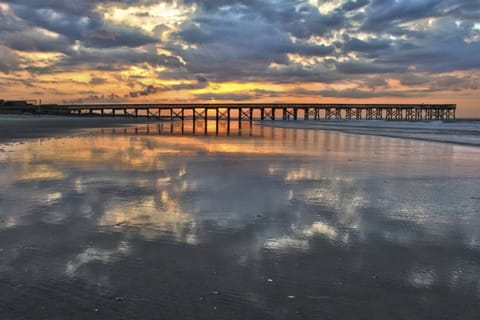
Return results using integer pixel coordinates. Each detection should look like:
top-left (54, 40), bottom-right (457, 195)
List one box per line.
top-left (0, 115), bottom-right (157, 144)
top-left (1, 117), bottom-right (480, 319)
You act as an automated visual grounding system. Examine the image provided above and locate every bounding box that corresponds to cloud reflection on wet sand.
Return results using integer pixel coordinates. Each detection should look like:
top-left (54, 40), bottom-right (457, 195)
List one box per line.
top-left (1, 125), bottom-right (480, 318)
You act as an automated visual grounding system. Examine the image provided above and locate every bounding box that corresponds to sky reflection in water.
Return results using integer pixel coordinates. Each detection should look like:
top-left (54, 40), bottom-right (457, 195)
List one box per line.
top-left (1, 122), bottom-right (480, 319)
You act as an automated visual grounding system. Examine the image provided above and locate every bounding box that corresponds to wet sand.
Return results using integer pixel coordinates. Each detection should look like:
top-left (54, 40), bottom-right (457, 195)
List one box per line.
top-left (1, 120), bottom-right (480, 319)
top-left (0, 116), bottom-right (156, 144)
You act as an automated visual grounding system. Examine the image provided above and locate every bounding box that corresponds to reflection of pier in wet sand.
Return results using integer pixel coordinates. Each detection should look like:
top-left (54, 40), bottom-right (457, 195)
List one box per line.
top-left (37, 103), bottom-right (456, 121)
top-left (103, 120), bottom-right (260, 137)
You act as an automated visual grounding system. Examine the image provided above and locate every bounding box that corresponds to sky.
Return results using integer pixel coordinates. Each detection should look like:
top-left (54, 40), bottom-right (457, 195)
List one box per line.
top-left (0, 0), bottom-right (479, 117)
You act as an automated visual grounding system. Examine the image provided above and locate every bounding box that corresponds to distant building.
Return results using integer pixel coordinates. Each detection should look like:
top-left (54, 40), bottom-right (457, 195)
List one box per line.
top-left (0, 100), bottom-right (34, 107)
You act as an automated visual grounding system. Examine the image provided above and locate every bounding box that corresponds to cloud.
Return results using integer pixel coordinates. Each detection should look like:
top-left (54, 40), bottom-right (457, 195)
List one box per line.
top-left (292, 87), bottom-right (409, 99)
top-left (335, 60), bottom-right (406, 74)
top-left (342, 37), bottom-right (391, 54)
top-left (341, 0), bottom-right (370, 12)
top-left (66, 93), bottom-right (125, 104)
top-left (57, 47), bottom-right (184, 71)
top-left (89, 75), bottom-right (108, 86)
top-left (1, 29), bottom-right (71, 53)
top-left (1, 0), bottom-right (480, 104)
top-left (129, 75), bottom-right (210, 97)
top-left (400, 73), bottom-right (479, 92)
top-left (0, 45), bottom-right (20, 74)
top-left (5, 1), bottom-right (156, 48)
top-left (266, 64), bottom-right (344, 84)
top-left (171, 7), bottom-right (293, 81)
top-left (193, 92), bottom-right (253, 101)
top-left (129, 84), bottom-right (158, 97)
top-left (168, 2), bottom-right (345, 83)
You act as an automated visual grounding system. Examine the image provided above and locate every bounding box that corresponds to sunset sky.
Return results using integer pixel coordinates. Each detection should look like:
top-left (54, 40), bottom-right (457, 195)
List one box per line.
top-left (0, 0), bottom-right (479, 117)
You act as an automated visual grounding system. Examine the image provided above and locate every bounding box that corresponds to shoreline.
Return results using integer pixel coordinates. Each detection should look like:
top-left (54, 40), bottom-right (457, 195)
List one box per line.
top-left (259, 119), bottom-right (480, 147)
top-left (1, 115), bottom-right (479, 147)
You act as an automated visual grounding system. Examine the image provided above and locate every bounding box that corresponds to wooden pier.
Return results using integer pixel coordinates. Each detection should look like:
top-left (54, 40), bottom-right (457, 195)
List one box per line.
top-left (30, 103), bottom-right (456, 121)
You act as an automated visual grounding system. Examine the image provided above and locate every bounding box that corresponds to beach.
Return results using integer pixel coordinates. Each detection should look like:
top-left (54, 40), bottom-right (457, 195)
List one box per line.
top-left (0, 116), bottom-right (156, 144)
top-left (1, 117), bottom-right (480, 319)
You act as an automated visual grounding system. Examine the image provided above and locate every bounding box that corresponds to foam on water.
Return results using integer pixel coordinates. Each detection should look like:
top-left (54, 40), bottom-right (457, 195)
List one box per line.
top-left (263, 120), bottom-right (480, 146)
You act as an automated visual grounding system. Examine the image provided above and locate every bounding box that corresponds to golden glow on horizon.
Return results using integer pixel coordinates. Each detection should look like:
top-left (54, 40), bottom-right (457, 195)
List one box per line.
top-left (202, 82), bottom-right (272, 94)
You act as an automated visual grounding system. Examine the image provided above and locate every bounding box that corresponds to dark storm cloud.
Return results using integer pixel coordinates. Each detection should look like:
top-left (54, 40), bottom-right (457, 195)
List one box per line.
top-left (400, 74), bottom-right (479, 92)
top-left (3, 0), bottom-right (98, 16)
top-left (171, 11), bottom-right (291, 81)
top-left (1, 30), bottom-right (71, 53)
top-left (4, 0), bottom-right (156, 48)
top-left (169, 1), bottom-right (343, 82)
top-left (284, 5), bottom-right (346, 39)
top-left (335, 60), bottom-right (406, 74)
top-left (378, 38), bottom-right (480, 73)
top-left (266, 65), bottom-right (344, 84)
top-left (361, 0), bottom-right (440, 31)
top-left (166, 0), bottom-right (479, 85)
top-left (342, 37), bottom-right (391, 53)
top-left (0, 5), bottom-right (27, 32)
top-left (1, 0), bottom-right (479, 98)
top-left (341, 0), bottom-right (369, 12)
top-left (56, 47), bottom-right (184, 71)
top-left (361, 0), bottom-right (480, 31)
top-left (296, 44), bottom-right (335, 56)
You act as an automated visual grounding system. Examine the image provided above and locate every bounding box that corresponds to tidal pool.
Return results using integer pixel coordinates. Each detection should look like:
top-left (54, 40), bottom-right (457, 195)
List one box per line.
top-left (1, 122), bottom-right (479, 319)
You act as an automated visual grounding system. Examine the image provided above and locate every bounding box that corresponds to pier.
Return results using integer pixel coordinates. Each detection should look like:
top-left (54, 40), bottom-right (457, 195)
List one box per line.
top-left (5, 103), bottom-right (456, 121)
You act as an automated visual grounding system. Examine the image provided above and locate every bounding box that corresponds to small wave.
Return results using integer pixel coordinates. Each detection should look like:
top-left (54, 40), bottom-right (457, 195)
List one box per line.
top-left (261, 120), bottom-right (480, 147)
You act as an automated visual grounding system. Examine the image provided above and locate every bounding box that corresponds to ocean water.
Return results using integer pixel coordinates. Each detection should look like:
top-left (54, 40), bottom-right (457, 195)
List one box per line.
top-left (263, 119), bottom-right (480, 146)
top-left (0, 121), bottom-right (479, 319)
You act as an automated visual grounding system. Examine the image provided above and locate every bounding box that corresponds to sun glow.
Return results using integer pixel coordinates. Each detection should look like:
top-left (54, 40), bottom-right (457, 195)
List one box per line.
top-left (100, 2), bottom-right (195, 34)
